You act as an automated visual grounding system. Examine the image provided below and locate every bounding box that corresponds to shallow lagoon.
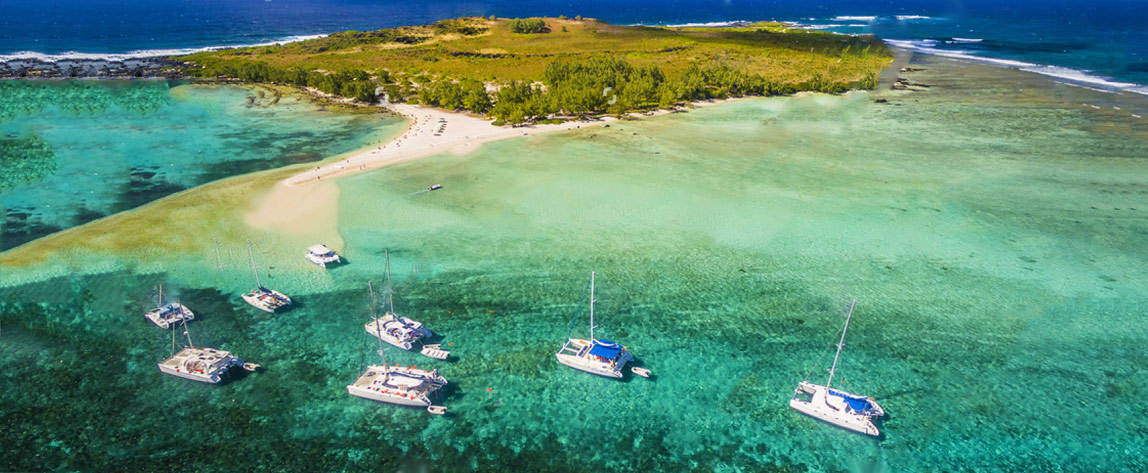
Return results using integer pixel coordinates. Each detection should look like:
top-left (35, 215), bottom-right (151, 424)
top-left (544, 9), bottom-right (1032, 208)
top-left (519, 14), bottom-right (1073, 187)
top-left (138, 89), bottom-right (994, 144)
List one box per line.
top-left (0, 81), bottom-right (404, 250)
top-left (2, 56), bottom-right (1147, 472)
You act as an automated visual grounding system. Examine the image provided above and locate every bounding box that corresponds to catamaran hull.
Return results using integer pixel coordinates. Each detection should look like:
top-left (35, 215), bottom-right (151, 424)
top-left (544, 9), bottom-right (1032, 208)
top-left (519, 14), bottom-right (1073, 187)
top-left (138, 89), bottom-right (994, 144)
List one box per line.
top-left (145, 309), bottom-right (194, 329)
top-left (242, 294), bottom-right (277, 313)
top-left (346, 386), bottom-right (431, 406)
top-left (790, 383), bottom-right (882, 436)
top-left (157, 364), bottom-right (222, 384)
top-left (305, 254), bottom-right (340, 268)
top-left (555, 353), bottom-right (625, 378)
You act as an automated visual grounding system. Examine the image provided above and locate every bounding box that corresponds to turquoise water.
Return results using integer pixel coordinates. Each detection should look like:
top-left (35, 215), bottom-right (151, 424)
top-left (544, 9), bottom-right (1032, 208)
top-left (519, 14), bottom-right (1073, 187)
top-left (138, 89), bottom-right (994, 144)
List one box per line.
top-left (0, 80), bottom-right (405, 250)
top-left (2, 56), bottom-right (1148, 472)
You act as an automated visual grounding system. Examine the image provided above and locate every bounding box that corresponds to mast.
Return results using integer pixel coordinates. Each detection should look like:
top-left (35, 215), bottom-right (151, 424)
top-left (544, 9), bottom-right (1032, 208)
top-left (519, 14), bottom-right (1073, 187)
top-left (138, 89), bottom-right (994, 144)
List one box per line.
top-left (589, 271), bottom-right (597, 341)
top-left (246, 240), bottom-right (262, 289)
top-left (384, 249), bottom-right (395, 314)
top-left (826, 299), bottom-right (857, 390)
top-left (170, 318), bottom-right (176, 356)
top-left (157, 284), bottom-right (164, 307)
top-left (369, 280), bottom-right (386, 365)
top-left (182, 317), bottom-right (194, 349)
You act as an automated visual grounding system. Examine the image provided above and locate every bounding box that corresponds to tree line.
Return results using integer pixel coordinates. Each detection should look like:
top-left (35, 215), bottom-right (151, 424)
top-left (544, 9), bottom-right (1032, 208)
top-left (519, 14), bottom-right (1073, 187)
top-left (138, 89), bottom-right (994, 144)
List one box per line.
top-left (187, 55), bottom-right (873, 124)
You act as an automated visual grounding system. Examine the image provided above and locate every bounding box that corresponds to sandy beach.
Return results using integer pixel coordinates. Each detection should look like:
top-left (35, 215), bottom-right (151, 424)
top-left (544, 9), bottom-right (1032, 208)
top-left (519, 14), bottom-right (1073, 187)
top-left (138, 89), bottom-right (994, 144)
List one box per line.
top-left (246, 103), bottom-right (616, 244)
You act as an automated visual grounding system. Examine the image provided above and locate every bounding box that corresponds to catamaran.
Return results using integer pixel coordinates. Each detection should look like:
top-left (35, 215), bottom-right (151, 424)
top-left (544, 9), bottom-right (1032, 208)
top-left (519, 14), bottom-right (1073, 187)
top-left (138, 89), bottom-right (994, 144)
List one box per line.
top-left (555, 271), bottom-right (641, 379)
top-left (348, 280), bottom-right (448, 414)
top-left (143, 284), bottom-right (194, 329)
top-left (363, 250), bottom-right (450, 360)
top-left (241, 240), bottom-right (292, 313)
top-left (157, 320), bottom-right (257, 383)
top-left (790, 300), bottom-right (886, 436)
top-left (304, 244), bottom-right (341, 268)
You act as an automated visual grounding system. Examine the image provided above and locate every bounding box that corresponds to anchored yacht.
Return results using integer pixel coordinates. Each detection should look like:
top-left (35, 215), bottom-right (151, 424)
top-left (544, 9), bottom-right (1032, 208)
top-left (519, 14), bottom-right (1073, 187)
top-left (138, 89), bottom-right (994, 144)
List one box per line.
top-left (157, 321), bottom-right (257, 383)
top-left (144, 284), bottom-right (194, 329)
top-left (241, 240), bottom-right (292, 313)
top-left (364, 250), bottom-right (450, 360)
top-left (348, 280), bottom-right (448, 414)
top-left (790, 300), bottom-right (886, 436)
top-left (347, 364), bottom-right (447, 408)
top-left (305, 244), bottom-right (341, 268)
top-left (555, 272), bottom-right (640, 379)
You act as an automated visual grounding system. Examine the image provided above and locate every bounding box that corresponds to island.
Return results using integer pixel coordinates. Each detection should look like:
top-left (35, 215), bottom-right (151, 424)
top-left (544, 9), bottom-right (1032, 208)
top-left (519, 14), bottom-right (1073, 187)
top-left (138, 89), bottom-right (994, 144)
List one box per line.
top-left (179, 17), bottom-right (892, 124)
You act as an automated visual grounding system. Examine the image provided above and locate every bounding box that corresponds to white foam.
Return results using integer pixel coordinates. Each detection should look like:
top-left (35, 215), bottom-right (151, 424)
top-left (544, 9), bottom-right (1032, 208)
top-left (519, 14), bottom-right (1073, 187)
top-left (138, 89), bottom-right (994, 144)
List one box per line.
top-left (885, 38), bottom-right (1148, 96)
top-left (896, 15), bottom-right (933, 20)
top-left (664, 21), bottom-right (750, 28)
top-left (950, 38), bottom-right (983, 43)
top-left (0, 34), bottom-right (326, 63)
top-left (832, 16), bottom-right (876, 21)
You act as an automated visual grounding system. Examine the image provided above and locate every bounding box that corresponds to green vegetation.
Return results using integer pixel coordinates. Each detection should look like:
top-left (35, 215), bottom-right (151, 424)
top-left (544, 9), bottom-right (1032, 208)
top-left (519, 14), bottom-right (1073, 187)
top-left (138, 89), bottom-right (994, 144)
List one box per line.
top-left (0, 134), bottom-right (58, 192)
top-left (507, 18), bottom-right (548, 34)
top-left (179, 17), bottom-right (891, 124)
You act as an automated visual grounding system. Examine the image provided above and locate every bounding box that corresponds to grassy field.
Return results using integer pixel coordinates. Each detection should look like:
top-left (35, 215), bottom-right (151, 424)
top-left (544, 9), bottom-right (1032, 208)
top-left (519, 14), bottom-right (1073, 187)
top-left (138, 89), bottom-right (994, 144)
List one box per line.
top-left (183, 17), bottom-right (889, 85)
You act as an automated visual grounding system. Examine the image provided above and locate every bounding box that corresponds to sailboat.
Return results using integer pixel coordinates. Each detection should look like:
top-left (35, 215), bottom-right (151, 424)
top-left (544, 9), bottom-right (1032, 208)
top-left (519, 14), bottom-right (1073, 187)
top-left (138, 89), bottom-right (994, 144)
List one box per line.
top-left (347, 280), bottom-right (448, 414)
top-left (363, 250), bottom-right (449, 360)
top-left (157, 319), bottom-right (257, 383)
top-left (555, 271), bottom-right (641, 379)
top-left (789, 300), bottom-right (886, 436)
top-left (241, 240), bottom-right (292, 313)
top-left (143, 284), bottom-right (194, 329)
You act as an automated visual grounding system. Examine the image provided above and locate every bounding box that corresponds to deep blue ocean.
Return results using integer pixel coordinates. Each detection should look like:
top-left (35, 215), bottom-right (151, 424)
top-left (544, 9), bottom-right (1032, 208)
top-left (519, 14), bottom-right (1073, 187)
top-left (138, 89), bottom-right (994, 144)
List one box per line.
top-left (2, 0), bottom-right (1147, 93)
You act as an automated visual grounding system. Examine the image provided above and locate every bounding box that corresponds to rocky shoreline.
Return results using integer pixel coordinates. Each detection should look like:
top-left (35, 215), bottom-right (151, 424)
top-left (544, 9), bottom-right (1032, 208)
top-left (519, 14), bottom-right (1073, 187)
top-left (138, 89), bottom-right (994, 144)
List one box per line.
top-left (0, 57), bottom-right (189, 79)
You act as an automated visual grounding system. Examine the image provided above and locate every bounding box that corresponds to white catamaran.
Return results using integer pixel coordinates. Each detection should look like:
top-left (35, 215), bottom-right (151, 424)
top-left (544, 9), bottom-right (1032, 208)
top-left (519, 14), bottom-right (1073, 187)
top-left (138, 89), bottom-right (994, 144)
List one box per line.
top-left (143, 284), bottom-right (194, 329)
top-left (304, 244), bottom-right (341, 268)
top-left (157, 320), bottom-right (258, 383)
top-left (790, 300), bottom-right (886, 436)
top-left (241, 240), bottom-right (292, 313)
top-left (363, 250), bottom-right (449, 360)
top-left (347, 280), bottom-right (448, 414)
top-left (555, 271), bottom-right (641, 379)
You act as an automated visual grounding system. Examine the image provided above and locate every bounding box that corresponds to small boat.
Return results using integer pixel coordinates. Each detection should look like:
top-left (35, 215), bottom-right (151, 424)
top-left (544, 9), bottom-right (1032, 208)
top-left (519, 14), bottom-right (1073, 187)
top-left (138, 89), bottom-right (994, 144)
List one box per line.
top-left (364, 250), bottom-right (450, 359)
top-left (242, 362), bottom-right (261, 372)
top-left (143, 284), bottom-right (194, 329)
top-left (631, 367), bottom-right (651, 378)
top-left (556, 272), bottom-right (636, 379)
top-left (420, 344), bottom-right (450, 360)
top-left (427, 405), bottom-right (448, 415)
top-left (242, 240), bottom-right (292, 313)
top-left (157, 321), bottom-right (249, 384)
top-left (304, 244), bottom-right (341, 268)
top-left (427, 184), bottom-right (443, 191)
top-left (348, 280), bottom-right (448, 409)
top-left (789, 300), bottom-right (886, 437)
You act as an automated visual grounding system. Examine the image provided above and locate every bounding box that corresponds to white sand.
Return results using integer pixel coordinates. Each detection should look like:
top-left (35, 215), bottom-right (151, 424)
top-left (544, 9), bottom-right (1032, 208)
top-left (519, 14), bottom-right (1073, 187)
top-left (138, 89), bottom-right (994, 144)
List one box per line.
top-left (284, 103), bottom-right (610, 186)
top-left (247, 103), bottom-right (614, 245)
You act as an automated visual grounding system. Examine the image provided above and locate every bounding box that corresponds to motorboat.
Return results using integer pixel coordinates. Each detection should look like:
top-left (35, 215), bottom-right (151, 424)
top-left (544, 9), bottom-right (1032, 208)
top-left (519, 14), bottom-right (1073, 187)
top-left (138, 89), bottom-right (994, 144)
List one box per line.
top-left (305, 244), bottom-right (341, 268)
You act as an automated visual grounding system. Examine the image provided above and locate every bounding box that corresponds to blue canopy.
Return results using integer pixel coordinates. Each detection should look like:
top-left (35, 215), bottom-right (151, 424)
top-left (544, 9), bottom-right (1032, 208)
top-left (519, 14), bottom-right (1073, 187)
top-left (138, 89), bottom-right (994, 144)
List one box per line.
top-left (829, 388), bottom-right (879, 415)
top-left (588, 339), bottom-right (622, 360)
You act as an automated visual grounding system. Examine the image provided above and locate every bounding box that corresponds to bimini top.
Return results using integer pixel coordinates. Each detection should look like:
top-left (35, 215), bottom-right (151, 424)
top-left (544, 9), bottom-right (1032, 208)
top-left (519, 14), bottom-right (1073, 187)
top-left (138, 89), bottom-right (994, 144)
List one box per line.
top-left (307, 244), bottom-right (333, 255)
top-left (588, 339), bottom-right (623, 360)
top-left (828, 388), bottom-right (882, 415)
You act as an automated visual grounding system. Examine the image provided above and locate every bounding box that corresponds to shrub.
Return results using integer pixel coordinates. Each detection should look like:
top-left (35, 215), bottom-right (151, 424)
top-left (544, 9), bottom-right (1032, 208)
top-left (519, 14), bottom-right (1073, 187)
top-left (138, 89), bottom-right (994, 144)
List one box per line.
top-left (507, 18), bottom-right (547, 34)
